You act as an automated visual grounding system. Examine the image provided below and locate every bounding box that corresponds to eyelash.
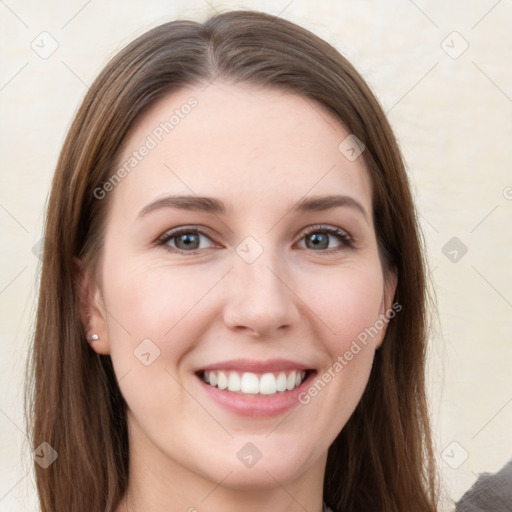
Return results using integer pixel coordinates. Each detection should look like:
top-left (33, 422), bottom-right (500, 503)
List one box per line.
top-left (157, 224), bottom-right (354, 255)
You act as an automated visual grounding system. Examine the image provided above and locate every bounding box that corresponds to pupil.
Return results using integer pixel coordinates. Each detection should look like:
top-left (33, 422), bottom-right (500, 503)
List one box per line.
top-left (177, 233), bottom-right (199, 250)
top-left (307, 233), bottom-right (328, 249)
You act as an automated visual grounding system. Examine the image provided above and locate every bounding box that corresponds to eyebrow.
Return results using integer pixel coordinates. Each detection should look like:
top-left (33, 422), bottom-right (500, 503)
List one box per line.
top-left (138, 194), bottom-right (369, 222)
top-left (292, 194), bottom-right (369, 222)
top-left (138, 195), bottom-right (229, 217)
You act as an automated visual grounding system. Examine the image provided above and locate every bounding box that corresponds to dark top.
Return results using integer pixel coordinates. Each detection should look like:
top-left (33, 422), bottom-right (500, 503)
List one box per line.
top-left (323, 459), bottom-right (512, 512)
top-left (455, 459), bottom-right (512, 512)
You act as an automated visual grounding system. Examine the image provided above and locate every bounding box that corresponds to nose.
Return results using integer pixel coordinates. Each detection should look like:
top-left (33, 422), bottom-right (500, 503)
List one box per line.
top-left (222, 252), bottom-right (301, 338)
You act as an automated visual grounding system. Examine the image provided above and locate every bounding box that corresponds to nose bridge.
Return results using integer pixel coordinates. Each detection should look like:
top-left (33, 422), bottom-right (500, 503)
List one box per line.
top-left (223, 240), bottom-right (299, 335)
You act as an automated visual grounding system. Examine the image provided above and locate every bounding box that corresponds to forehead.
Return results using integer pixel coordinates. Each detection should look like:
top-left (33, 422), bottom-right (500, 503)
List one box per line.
top-left (111, 82), bottom-right (372, 218)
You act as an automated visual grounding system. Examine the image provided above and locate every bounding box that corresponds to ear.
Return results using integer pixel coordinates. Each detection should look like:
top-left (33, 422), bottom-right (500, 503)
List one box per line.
top-left (74, 258), bottom-right (111, 355)
top-left (375, 266), bottom-right (398, 349)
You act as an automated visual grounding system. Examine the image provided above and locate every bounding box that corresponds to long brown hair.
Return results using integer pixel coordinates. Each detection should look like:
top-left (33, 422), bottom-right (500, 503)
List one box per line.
top-left (26, 10), bottom-right (438, 512)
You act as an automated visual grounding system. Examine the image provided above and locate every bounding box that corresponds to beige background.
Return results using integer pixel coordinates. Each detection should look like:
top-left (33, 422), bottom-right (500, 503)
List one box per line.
top-left (1, 0), bottom-right (511, 510)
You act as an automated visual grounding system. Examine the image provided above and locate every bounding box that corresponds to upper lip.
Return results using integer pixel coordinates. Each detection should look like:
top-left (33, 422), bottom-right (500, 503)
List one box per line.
top-left (197, 358), bottom-right (313, 373)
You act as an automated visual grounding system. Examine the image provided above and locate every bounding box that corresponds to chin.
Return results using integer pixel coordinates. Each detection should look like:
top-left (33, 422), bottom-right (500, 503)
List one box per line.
top-left (191, 438), bottom-right (320, 490)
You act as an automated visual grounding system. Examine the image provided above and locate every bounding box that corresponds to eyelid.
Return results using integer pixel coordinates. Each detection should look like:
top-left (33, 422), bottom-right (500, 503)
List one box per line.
top-left (300, 224), bottom-right (352, 240)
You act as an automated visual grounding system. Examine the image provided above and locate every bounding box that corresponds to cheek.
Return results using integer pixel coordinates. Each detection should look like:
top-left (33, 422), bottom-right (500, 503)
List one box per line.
top-left (102, 257), bottom-right (223, 341)
top-left (100, 259), bottom-right (225, 384)
top-left (294, 261), bottom-right (384, 419)
top-left (100, 263), bottom-right (216, 427)
top-left (305, 260), bottom-right (385, 352)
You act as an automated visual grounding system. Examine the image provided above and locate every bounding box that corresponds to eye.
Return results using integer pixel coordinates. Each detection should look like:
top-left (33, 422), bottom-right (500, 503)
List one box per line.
top-left (157, 226), bottom-right (218, 253)
top-left (297, 225), bottom-right (353, 252)
top-left (157, 224), bottom-right (353, 255)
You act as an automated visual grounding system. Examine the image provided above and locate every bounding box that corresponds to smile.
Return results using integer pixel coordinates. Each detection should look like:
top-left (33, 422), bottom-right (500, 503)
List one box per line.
top-left (201, 369), bottom-right (308, 395)
top-left (195, 359), bottom-right (316, 417)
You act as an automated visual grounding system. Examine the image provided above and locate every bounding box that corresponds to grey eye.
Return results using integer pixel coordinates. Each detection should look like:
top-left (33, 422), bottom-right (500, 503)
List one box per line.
top-left (305, 232), bottom-right (330, 250)
top-left (174, 232), bottom-right (201, 250)
top-left (161, 229), bottom-right (216, 252)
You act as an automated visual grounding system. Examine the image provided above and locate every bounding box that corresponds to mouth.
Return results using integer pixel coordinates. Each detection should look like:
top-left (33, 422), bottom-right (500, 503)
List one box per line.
top-left (194, 359), bottom-right (316, 417)
top-left (197, 369), bottom-right (312, 395)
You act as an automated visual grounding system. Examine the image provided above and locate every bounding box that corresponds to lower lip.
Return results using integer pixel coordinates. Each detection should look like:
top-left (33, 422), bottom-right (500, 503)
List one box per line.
top-left (197, 373), bottom-right (314, 418)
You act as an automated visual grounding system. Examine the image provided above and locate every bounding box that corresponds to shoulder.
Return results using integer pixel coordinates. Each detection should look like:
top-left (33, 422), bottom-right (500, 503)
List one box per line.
top-left (455, 459), bottom-right (512, 511)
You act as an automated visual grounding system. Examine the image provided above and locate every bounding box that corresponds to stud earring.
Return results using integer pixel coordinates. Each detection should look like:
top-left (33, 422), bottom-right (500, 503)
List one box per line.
top-left (88, 334), bottom-right (99, 342)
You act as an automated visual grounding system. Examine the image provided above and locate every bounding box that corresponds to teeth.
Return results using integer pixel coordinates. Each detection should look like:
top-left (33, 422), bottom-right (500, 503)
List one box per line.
top-left (202, 370), bottom-right (307, 395)
top-left (228, 372), bottom-right (241, 392)
top-left (217, 371), bottom-right (228, 390)
top-left (286, 371), bottom-right (296, 391)
top-left (276, 372), bottom-right (287, 392)
top-left (240, 373), bottom-right (259, 394)
top-left (259, 373), bottom-right (276, 395)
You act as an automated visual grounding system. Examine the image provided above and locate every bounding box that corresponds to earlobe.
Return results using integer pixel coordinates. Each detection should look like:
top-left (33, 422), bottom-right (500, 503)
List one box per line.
top-left (383, 267), bottom-right (398, 313)
top-left (375, 267), bottom-right (398, 349)
top-left (74, 257), bottom-right (111, 355)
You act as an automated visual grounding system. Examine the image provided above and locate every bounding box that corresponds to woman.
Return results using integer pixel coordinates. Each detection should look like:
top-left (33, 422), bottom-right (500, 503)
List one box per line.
top-left (26, 10), bottom-right (438, 512)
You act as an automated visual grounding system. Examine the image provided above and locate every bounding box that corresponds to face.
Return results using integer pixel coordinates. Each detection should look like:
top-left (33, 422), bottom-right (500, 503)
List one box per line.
top-left (83, 82), bottom-right (397, 493)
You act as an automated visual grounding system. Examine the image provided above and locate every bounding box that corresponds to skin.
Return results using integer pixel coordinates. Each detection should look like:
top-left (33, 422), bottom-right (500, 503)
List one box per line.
top-left (81, 82), bottom-right (397, 512)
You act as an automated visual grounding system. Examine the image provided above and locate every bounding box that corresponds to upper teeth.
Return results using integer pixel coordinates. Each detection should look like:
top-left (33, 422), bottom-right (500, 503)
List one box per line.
top-left (203, 370), bottom-right (306, 395)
